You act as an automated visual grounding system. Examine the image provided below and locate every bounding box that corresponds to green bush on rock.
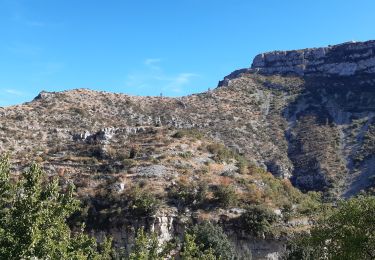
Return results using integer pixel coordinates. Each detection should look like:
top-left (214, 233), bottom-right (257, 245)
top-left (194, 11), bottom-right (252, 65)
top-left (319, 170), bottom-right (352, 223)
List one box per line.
top-left (185, 222), bottom-right (235, 260)
top-left (240, 205), bottom-right (277, 237)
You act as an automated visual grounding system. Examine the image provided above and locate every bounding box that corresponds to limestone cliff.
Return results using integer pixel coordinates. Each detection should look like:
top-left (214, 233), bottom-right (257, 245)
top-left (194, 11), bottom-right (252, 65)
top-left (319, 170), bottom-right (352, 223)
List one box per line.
top-left (218, 40), bottom-right (375, 197)
top-left (251, 40), bottom-right (375, 76)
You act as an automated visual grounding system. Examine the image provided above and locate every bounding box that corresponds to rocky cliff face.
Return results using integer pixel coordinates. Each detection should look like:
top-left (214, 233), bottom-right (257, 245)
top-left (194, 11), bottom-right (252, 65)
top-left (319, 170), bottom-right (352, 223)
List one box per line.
top-left (218, 40), bottom-right (375, 198)
top-left (251, 40), bottom-right (375, 76)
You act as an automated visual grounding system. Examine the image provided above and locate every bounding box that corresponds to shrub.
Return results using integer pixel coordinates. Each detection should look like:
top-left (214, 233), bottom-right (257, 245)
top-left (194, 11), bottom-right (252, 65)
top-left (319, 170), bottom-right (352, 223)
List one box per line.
top-left (236, 155), bottom-right (249, 174)
top-left (213, 184), bottom-right (237, 208)
top-left (206, 143), bottom-right (235, 163)
top-left (180, 233), bottom-right (215, 260)
top-left (179, 151), bottom-right (193, 159)
top-left (188, 222), bottom-right (235, 260)
top-left (126, 228), bottom-right (172, 260)
top-left (127, 186), bottom-right (159, 217)
top-left (172, 129), bottom-right (203, 140)
top-left (169, 180), bottom-right (208, 209)
top-left (240, 205), bottom-right (277, 237)
top-left (129, 146), bottom-right (139, 159)
top-left (285, 196), bottom-right (375, 260)
top-left (122, 158), bottom-right (137, 168)
top-left (297, 191), bottom-right (322, 216)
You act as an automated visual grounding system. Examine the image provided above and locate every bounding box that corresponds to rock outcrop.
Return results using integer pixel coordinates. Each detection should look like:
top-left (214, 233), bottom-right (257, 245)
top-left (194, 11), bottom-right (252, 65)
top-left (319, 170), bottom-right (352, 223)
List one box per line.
top-left (251, 40), bottom-right (375, 76)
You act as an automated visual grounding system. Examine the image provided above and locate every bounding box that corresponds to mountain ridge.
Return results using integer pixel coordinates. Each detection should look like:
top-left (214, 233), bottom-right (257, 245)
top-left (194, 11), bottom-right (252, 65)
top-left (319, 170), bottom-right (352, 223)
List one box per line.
top-left (1, 40), bottom-right (374, 259)
top-left (2, 41), bottom-right (375, 197)
top-left (220, 40), bottom-right (375, 87)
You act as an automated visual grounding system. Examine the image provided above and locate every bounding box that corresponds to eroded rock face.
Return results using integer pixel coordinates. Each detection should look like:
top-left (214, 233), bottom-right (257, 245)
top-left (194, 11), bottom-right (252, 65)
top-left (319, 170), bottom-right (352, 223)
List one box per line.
top-left (33, 90), bottom-right (56, 101)
top-left (213, 41), bottom-right (375, 196)
top-left (91, 209), bottom-right (286, 260)
top-left (72, 127), bottom-right (149, 143)
top-left (251, 40), bottom-right (375, 76)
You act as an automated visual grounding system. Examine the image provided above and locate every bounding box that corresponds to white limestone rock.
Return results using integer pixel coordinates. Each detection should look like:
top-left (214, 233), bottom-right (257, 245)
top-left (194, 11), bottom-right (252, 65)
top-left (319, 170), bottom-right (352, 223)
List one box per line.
top-left (250, 40), bottom-right (375, 77)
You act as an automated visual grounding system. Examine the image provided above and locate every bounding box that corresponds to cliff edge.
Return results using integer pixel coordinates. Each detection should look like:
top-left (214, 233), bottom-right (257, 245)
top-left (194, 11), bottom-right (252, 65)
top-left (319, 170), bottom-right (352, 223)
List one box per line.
top-left (251, 40), bottom-right (375, 76)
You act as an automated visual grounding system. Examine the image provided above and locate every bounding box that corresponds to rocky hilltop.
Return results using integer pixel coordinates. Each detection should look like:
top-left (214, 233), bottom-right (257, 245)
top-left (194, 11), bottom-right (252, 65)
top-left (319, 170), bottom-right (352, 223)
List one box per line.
top-left (220, 40), bottom-right (375, 86)
top-left (252, 40), bottom-right (375, 76)
top-left (1, 40), bottom-right (375, 259)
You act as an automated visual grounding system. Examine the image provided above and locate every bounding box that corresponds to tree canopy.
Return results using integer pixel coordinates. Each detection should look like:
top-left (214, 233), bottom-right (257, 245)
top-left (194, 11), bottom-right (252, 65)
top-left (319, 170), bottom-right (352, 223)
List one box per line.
top-left (286, 195), bottom-right (375, 259)
top-left (0, 155), bottom-right (112, 260)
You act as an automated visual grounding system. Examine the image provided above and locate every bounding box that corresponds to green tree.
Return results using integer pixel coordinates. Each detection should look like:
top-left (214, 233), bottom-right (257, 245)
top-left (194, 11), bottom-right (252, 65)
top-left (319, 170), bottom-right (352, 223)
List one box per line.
top-left (188, 222), bottom-right (235, 260)
top-left (128, 228), bottom-right (159, 260)
top-left (285, 196), bottom-right (375, 259)
top-left (128, 185), bottom-right (159, 217)
top-left (214, 184), bottom-right (237, 208)
top-left (180, 233), bottom-right (215, 260)
top-left (240, 205), bottom-right (277, 237)
top-left (0, 156), bottom-right (113, 259)
top-left (126, 227), bottom-right (173, 260)
top-left (168, 180), bottom-right (208, 209)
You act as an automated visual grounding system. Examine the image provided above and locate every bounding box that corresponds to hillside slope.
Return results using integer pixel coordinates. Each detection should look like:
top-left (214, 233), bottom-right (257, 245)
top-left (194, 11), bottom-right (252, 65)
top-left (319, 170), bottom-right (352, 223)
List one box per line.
top-left (1, 42), bottom-right (375, 197)
top-left (0, 40), bottom-right (375, 258)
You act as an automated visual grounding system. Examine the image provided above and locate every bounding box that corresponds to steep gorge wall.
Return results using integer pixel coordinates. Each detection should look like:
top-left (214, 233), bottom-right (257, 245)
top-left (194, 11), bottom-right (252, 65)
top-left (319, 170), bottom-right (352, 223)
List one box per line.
top-left (219, 40), bottom-right (375, 197)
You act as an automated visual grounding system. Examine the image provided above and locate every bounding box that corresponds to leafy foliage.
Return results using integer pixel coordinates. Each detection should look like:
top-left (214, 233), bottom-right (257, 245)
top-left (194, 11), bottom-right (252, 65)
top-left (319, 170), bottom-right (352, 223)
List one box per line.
top-left (240, 205), bottom-right (277, 237)
top-left (188, 222), bottom-right (235, 260)
top-left (296, 191), bottom-right (322, 216)
top-left (236, 156), bottom-right (249, 175)
top-left (285, 196), bottom-right (375, 259)
top-left (206, 143), bottom-right (236, 163)
top-left (180, 233), bottom-right (216, 260)
top-left (127, 185), bottom-right (160, 217)
top-left (214, 184), bottom-right (238, 208)
top-left (127, 228), bottom-right (170, 260)
top-left (168, 179), bottom-right (208, 209)
top-left (0, 155), bottom-right (113, 259)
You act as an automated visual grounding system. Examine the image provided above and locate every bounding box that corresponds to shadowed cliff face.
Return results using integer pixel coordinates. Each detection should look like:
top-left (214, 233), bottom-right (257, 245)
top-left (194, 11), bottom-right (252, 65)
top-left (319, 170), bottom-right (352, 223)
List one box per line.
top-left (217, 40), bottom-right (375, 197)
top-left (284, 76), bottom-right (375, 196)
top-left (218, 71), bottom-right (374, 198)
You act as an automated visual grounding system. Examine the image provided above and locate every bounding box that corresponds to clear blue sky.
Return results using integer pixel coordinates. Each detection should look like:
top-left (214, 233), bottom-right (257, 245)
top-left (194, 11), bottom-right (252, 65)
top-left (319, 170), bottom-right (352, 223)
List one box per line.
top-left (1, 0), bottom-right (375, 106)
